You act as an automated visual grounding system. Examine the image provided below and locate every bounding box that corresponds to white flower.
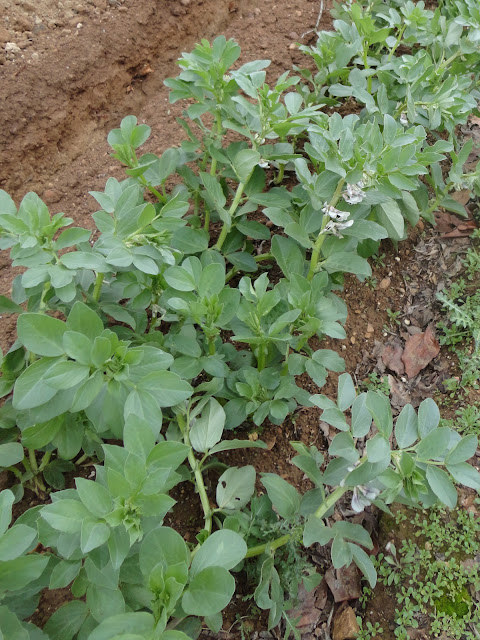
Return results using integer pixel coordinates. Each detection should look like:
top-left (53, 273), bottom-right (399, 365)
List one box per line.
top-left (322, 202), bottom-right (350, 222)
top-left (351, 484), bottom-right (380, 513)
top-left (399, 112), bottom-right (408, 126)
top-left (343, 182), bottom-right (366, 205)
top-left (258, 159), bottom-right (269, 169)
top-left (323, 219), bottom-right (354, 238)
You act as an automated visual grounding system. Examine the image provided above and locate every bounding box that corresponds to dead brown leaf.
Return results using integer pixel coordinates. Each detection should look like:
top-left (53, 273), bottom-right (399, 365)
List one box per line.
top-left (325, 564), bottom-right (361, 602)
top-left (381, 341), bottom-right (405, 375)
top-left (402, 324), bottom-right (440, 379)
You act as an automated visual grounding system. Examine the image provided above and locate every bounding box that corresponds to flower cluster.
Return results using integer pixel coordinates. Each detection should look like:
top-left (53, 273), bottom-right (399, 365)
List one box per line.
top-left (321, 202), bottom-right (354, 237)
top-left (343, 181), bottom-right (366, 205)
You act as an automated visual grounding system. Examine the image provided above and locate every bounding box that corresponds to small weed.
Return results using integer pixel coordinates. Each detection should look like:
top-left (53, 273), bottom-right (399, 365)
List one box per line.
top-left (441, 402), bottom-right (480, 437)
top-left (362, 506), bottom-right (480, 639)
top-left (359, 372), bottom-right (391, 396)
top-left (372, 252), bottom-right (386, 268)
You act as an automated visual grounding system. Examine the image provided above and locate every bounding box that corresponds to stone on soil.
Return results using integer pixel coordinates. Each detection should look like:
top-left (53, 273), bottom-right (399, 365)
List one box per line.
top-left (333, 606), bottom-right (360, 640)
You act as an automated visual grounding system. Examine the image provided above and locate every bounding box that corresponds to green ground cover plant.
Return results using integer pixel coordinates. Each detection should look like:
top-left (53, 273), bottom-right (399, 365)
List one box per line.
top-left (0, 0), bottom-right (480, 637)
top-left (362, 505), bottom-right (480, 639)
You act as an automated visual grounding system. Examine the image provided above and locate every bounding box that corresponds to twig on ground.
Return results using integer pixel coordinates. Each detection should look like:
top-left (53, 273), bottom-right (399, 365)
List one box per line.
top-left (301, 0), bottom-right (324, 38)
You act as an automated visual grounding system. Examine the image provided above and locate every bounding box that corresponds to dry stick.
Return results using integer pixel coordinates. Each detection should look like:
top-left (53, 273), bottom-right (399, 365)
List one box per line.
top-left (300, 0), bottom-right (324, 39)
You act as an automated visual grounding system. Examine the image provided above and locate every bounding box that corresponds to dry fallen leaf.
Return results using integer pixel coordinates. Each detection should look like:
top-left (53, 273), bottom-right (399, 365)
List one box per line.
top-left (325, 564), bottom-right (361, 602)
top-left (382, 341), bottom-right (405, 375)
top-left (402, 324), bottom-right (440, 378)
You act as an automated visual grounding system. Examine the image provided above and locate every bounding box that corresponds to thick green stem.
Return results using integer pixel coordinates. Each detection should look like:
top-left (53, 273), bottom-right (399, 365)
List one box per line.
top-left (257, 345), bottom-right (267, 372)
top-left (28, 449), bottom-right (38, 473)
top-left (274, 163), bottom-right (285, 185)
top-left (38, 451), bottom-right (52, 473)
top-left (208, 335), bottom-right (216, 356)
top-left (177, 412), bottom-right (212, 534)
top-left (307, 178), bottom-right (345, 281)
top-left (38, 281), bottom-right (51, 311)
top-left (245, 534), bottom-right (291, 559)
top-left (245, 486), bottom-right (349, 559)
top-left (7, 465), bottom-right (23, 479)
top-left (145, 183), bottom-right (167, 204)
top-left (225, 253), bottom-right (273, 284)
top-left (93, 273), bottom-right (104, 302)
top-left (204, 204), bottom-right (210, 232)
top-left (215, 182), bottom-right (245, 251)
top-left (210, 112), bottom-right (223, 176)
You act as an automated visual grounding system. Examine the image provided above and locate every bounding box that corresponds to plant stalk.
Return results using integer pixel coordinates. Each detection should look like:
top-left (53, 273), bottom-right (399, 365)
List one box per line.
top-left (245, 485), bottom-right (349, 559)
top-left (215, 181), bottom-right (245, 251)
top-left (177, 412), bottom-right (212, 534)
top-left (93, 273), bottom-right (104, 302)
top-left (307, 177), bottom-right (345, 280)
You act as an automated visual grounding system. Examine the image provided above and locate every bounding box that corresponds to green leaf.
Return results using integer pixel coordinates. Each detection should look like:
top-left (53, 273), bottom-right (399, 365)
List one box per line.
top-left (17, 314), bottom-right (66, 356)
top-left (271, 235), bottom-right (305, 279)
top-left (216, 466), bottom-right (256, 511)
top-left (67, 302), bottom-right (104, 340)
top-left (208, 439), bottom-right (267, 454)
top-left (49, 560), bottom-right (82, 589)
top-left (171, 227), bottom-right (209, 254)
top-left (416, 428), bottom-right (451, 461)
top-left (366, 433), bottom-right (391, 464)
top-left (182, 566), bottom-right (235, 617)
top-left (418, 398), bottom-right (440, 438)
top-left (0, 524), bottom-right (36, 561)
top-left (61, 251), bottom-right (108, 272)
top-left (191, 530), bottom-right (247, 576)
top-left (0, 606), bottom-right (30, 640)
top-left (261, 473), bottom-right (301, 520)
top-left (303, 516), bottom-right (333, 547)
top-left (41, 499), bottom-right (90, 533)
top-left (75, 478), bottom-right (113, 518)
top-left (190, 398), bottom-right (225, 453)
top-left (351, 393), bottom-right (372, 437)
top-left (0, 490), bottom-right (14, 536)
top-left (22, 417), bottom-right (64, 449)
top-left (164, 266), bottom-right (197, 292)
top-left (375, 200), bottom-right (405, 240)
top-left (0, 296), bottom-right (23, 314)
top-left (331, 536), bottom-right (353, 568)
top-left (86, 613), bottom-right (154, 640)
top-left (55, 227), bottom-right (92, 250)
top-left (0, 442), bottom-right (24, 467)
top-left (44, 600), bottom-right (88, 640)
top-left (232, 149), bottom-right (261, 184)
top-left (337, 373), bottom-right (356, 411)
top-left (323, 252), bottom-right (371, 277)
top-left (137, 371), bottom-right (193, 407)
top-left (426, 466), bottom-right (457, 508)
top-left (365, 392), bottom-right (393, 437)
top-left (139, 527), bottom-right (189, 576)
top-left (0, 554), bottom-right (49, 592)
top-left (124, 415), bottom-right (156, 460)
top-left (198, 263), bottom-right (225, 298)
top-left (446, 435), bottom-right (478, 465)
top-left (44, 360), bottom-right (89, 390)
top-left (395, 404), bottom-right (418, 448)
top-left (329, 432), bottom-right (359, 462)
top-left (446, 462), bottom-right (480, 490)
top-left (80, 518), bottom-right (110, 553)
top-left (350, 544), bottom-right (376, 587)
top-left (13, 357), bottom-right (63, 410)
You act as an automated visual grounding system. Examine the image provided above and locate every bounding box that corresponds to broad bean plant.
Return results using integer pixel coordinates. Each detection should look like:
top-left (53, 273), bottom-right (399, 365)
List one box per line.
top-left (0, 0), bottom-right (480, 637)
